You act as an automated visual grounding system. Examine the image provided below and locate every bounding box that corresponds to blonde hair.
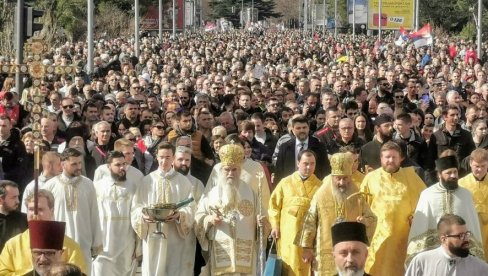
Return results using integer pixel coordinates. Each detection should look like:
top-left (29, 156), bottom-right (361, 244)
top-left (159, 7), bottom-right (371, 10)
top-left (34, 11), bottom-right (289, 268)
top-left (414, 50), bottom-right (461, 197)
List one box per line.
top-left (114, 138), bottom-right (132, 151)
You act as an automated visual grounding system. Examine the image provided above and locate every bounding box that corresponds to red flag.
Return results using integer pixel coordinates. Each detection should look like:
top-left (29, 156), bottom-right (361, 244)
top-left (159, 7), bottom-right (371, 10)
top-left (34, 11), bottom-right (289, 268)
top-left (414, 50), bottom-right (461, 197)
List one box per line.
top-left (412, 23), bottom-right (431, 39)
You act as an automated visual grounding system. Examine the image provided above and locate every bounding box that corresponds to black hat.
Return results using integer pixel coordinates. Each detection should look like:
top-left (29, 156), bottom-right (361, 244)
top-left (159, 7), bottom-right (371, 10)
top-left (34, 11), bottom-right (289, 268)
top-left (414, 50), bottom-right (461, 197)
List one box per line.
top-left (374, 114), bottom-right (393, 126)
top-left (435, 155), bottom-right (458, 172)
top-left (331, 222), bottom-right (369, 246)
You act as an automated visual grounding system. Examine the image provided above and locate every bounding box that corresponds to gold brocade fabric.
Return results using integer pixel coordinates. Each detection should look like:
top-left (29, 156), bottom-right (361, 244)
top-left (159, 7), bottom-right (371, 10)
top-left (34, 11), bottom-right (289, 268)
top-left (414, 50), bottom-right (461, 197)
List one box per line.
top-left (268, 172), bottom-right (322, 276)
top-left (360, 167), bottom-right (425, 276)
top-left (459, 173), bottom-right (488, 261)
top-left (296, 179), bottom-right (376, 276)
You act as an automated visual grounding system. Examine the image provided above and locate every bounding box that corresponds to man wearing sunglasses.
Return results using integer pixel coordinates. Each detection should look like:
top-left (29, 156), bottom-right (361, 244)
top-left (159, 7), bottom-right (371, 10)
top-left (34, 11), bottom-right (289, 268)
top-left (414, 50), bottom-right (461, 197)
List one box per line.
top-left (406, 154), bottom-right (484, 265)
top-left (375, 77), bottom-right (394, 106)
top-left (406, 214), bottom-right (488, 275)
top-left (57, 98), bottom-right (82, 139)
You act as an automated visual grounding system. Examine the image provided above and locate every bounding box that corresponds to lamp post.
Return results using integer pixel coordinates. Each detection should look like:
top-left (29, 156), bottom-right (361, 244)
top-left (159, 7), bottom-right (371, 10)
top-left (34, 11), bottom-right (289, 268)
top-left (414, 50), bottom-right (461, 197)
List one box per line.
top-left (134, 0), bottom-right (140, 57)
top-left (378, 0), bottom-right (382, 41)
top-left (172, 0), bottom-right (176, 38)
top-left (159, 0), bottom-right (163, 39)
top-left (478, 0), bottom-right (483, 58)
top-left (87, 0), bottom-right (94, 74)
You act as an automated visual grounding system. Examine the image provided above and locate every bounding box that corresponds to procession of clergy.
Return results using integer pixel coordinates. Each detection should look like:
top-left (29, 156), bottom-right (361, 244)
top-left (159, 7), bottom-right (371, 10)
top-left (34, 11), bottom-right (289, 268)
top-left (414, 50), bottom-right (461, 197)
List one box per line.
top-left (2, 133), bottom-right (488, 276)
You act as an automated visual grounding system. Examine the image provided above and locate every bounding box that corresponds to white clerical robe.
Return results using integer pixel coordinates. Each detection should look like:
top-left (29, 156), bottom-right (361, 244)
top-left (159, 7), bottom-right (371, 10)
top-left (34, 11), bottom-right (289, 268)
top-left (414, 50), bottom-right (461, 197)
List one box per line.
top-left (407, 183), bottom-right (485, 263)
top-left (195, 180), bottom-right (261, 276)
top-left (130, 168), bottom-right (195, 276)
top-left (21, 173), bottom-right (53, 213)
top-left (406, 246), bottom-right (488, 276)
top-left (206, 159), bottom-right (270, 212)
top-left (43, 173), bottom-right (103, 275)
top-left (93, 164), bottom-right (144, 183)
top-left (187, 173), bottom-right (204, 204)
top-left (92, 176), bottom-right (137, 276)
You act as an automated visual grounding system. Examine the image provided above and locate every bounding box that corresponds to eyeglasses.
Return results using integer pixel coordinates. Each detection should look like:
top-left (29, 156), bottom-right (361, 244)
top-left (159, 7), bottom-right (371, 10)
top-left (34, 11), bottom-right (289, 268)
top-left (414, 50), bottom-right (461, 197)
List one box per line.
top-left (445, 231), bottom-right (471, 240)
top-left (153, 125), bottom-right (164, 129)
top-left (31, 250), bottom-right (57, 258)
top-left (395, 95), bottom-right (404, 99)
top-left (132, 86), bottom-right (142, 90)
top-left (62, 105), bottom-right (74, 109)
top-left (381, 83), bottom-right (390, 86)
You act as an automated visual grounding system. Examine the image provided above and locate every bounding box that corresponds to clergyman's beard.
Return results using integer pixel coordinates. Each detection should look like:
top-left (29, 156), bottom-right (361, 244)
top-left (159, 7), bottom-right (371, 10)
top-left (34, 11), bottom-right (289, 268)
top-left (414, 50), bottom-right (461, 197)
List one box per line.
top-left (449, 242), bottom-right (470, 258)
top-left (176, 165), bottom-right (189, 176)
top-left (111, 171), bottom-right (127, 182)
top-left (335, 267), bottom-right (365, 276)
top-left (332, 183), bottom-right (354, 203)
top-left (219, 177), bottom-right (239, 210)
top-left (441, 177), bottom-right (459, 190)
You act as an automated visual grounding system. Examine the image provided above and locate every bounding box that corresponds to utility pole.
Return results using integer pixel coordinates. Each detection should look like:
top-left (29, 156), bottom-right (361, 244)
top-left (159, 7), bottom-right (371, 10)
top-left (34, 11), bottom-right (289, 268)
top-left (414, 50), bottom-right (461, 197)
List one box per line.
top-left (87, 0), bottom-right (94, 74)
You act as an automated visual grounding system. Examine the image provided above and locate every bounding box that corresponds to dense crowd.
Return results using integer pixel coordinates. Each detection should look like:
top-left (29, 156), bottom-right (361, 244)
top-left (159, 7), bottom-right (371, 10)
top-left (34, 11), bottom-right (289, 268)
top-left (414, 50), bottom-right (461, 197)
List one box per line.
top-left (0, 28), bottom-right (488, 275)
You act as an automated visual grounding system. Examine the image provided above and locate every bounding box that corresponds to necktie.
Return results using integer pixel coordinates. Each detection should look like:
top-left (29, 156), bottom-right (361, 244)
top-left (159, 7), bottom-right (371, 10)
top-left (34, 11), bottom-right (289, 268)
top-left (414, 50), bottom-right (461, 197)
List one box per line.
top-left (298, 142), bottom-right (304, 153)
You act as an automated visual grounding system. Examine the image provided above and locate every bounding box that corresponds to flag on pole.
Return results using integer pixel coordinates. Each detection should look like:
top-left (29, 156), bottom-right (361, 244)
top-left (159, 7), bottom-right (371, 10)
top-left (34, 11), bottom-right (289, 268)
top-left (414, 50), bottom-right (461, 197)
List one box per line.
top-left (411, 23), bottom-right (433, 48)
top-left (395, 26), bottom-right (411, 46)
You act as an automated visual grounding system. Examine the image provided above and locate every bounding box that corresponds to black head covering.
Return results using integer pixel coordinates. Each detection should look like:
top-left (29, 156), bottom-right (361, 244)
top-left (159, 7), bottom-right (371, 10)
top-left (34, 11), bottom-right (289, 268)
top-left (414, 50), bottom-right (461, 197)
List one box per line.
top-left (331, 222), bottom-right (369, 246)
top-left (435, 155), bottom-right (458, 172)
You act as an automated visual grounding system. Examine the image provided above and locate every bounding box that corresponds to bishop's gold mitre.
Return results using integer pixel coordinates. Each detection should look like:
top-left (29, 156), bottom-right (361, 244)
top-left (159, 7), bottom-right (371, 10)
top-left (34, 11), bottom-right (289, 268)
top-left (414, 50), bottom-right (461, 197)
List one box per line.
top-left (219, 143), bottom-right (244, 167)
top-left (330, 152), bottom-right (353, 176)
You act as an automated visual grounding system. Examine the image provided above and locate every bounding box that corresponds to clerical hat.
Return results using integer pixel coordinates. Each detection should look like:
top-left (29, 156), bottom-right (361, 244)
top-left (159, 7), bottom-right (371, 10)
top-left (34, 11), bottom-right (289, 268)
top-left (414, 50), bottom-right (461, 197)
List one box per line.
top-left (435, 155), bottom-right (458, 172)
top-left (331, 221), bottom-right (369, 246)
top-left (330, 152), bottom-right (353, 176)
top-left (29, 220), bottom-right (65, 250)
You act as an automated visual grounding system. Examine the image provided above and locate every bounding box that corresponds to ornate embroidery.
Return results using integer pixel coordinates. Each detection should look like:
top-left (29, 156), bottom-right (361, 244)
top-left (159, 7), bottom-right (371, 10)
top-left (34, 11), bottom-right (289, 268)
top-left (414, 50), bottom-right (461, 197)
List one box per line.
top-left (58, 176), bottom-right (81, 212)
top-left (406, 228), bottom-right (439, 265)
top-left (237, 200), bottom-right (254, 217)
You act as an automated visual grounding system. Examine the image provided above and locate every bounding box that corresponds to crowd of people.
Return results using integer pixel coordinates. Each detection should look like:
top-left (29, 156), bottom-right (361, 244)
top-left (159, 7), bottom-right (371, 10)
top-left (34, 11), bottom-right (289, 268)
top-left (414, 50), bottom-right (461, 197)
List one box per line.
top-left (0, 28), bottom-right (488, 275)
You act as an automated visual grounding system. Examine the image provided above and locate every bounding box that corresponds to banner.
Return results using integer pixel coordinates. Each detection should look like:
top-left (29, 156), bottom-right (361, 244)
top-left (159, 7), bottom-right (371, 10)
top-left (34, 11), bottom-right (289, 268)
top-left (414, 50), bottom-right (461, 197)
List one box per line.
top-left (367, 0), bottom-right (414, 30)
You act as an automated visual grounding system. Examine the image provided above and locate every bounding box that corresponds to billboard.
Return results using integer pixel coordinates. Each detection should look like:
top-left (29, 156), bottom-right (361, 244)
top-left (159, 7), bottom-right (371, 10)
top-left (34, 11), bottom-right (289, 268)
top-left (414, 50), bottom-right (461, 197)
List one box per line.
top-left (348, 0), bottom-right (368, 25)
top-left (367, 0), bottom-right (414, 30)
top-left (141, 1), bottom-right (186, 31)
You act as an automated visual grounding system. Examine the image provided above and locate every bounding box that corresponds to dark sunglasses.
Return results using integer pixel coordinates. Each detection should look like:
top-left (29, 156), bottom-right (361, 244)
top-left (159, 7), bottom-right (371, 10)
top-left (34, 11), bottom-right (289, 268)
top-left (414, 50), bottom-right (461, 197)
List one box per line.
top-left (63, 105), bottom-right (74, 109)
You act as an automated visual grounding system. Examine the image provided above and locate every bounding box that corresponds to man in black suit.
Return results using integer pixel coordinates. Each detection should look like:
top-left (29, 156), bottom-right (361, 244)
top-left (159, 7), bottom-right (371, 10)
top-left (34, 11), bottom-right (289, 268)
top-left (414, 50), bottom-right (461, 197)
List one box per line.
top-left (274, 115), bottom-right (330, 184)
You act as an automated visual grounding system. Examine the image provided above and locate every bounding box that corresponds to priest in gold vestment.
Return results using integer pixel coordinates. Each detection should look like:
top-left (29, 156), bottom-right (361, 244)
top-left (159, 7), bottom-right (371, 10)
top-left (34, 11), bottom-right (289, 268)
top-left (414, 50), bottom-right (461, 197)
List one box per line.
top-left (459, 148), bottom-right (488, 261)
top-left (196, 143), bottom-right (270, 276)
top-left (268, 149), bottom-right (322, 276)
top-left (296, 152), bottom-right (376, 275)
top-left (360, 141), bottom-right (425, 276)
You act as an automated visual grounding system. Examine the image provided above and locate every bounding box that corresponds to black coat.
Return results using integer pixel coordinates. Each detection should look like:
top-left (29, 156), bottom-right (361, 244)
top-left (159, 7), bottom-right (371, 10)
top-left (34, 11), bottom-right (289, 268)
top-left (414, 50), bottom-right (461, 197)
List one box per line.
top-left (0, 129), bottom-right (27, 185)
top-left (274, 136), bottom-right (330, 183)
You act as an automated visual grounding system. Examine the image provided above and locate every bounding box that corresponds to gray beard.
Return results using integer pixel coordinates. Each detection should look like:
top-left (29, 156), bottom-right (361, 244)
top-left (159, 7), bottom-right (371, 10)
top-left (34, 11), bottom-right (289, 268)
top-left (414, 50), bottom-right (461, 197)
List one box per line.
top-left (217, 175), bottom-right (240, 211)
top-left (336, 269), bottom-right (365, 276)
top-left (332, 184), bottom-right (354, 202)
